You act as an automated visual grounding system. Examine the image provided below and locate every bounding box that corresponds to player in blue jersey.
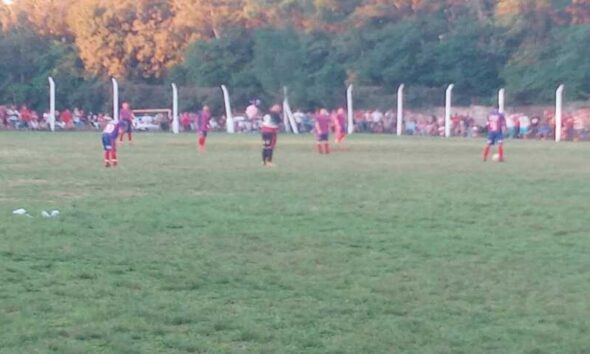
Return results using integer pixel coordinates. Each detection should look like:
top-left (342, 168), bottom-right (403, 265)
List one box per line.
top-left (483, 109), bottom-right (506, 162)
top-left (102, 120), bottom-right (120, 167)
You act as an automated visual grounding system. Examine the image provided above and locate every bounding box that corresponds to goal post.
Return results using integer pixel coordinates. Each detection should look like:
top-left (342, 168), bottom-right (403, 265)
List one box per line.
top-left (132, 109), bottom-right (173, 132)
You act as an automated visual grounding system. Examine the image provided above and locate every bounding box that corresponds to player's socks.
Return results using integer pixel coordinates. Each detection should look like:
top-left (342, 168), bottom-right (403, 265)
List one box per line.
top-left (128, 132), bottom-right (132, 143)
top-left (324, 143), bottom-right (330, 154)
top-left (498, 145), bottom-right (505, 161)
top-left (483, 145), bottom-right (491, 161)
top-left (317, 144), bottom-right (323, 154)
top-left (104, 151), bottom-right (110, 167)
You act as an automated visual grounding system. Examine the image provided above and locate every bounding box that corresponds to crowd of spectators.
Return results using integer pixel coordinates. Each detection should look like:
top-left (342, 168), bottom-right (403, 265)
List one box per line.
top-left (2, 103), bottom-right (588, 141)
top-left (0, 105), bottom-right (110, 131)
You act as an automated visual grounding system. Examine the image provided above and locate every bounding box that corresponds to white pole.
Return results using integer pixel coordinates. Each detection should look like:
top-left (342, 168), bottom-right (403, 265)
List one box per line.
top-left (282, 87), bottom-right (290, 133)
top-left (48, 77), bottom-right (55, 132)
top-left (112, 78), bottom-right (119, 122)
top-left (396, 84), bottom-right (404, 137)
top-left (347, 84), bottom-right (354, 134)
top-left (555, 84), bottom-right (564, 143)
top-left (498, 88), bottom-right (505, 114)
top-left (221, 85), bottom-right (234, 134)
top-left (171, 83), bottom-right (179, 134)
top-left (282, 87), bottom-right (299, 134)
top-left (445, 84), bottom-right (454, 138)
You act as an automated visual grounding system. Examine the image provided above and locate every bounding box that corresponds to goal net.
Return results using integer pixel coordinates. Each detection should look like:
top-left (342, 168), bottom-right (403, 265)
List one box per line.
top-left (132, 109), bottom-right (172, 132)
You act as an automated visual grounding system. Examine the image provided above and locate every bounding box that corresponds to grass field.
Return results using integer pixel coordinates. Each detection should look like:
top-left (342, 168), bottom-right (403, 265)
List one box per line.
top-left (1, 131), bottom-right (590, 353)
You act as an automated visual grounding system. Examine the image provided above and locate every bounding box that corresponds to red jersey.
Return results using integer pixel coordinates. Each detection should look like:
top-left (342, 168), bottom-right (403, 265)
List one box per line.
top-left (61, 110), bottom-right (72, 124)
top-left (335, 113), bottom-right (346, 129)
top-left (487, 112), bottom-right (506, 133)
top-left (315, 114), bottom-right (331, 134)
top-left (120, 108), bottom-right (133, 121)
top-left (197, 111), bottom-right (211, 132)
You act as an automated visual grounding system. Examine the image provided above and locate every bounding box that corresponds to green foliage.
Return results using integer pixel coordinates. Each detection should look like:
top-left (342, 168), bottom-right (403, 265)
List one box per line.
top-left (503, 25), bottom-right (590, 103)
top-left (4, 0), bottom-right (590, 108)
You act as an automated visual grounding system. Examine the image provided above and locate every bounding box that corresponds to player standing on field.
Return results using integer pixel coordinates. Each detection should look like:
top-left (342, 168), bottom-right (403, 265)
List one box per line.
top-left (260, 105), bottom-right (282, 167)
top-left (197, 105), bottom-right (211, 152)
top-left (102, 120), bottom-right (120, 168)
top-left (119, 102), bottom-right (135, 144)
top-left (334, 107), bottom-right (347, 144)
top-left (483, 109), bottom-right (506, 162)
top-left (315, 109), bottom-right (331, 154)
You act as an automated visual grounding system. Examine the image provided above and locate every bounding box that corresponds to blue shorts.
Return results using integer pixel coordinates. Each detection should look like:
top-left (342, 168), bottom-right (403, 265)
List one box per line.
top-left (199, 131), bottom-right (208, 138)
top-left (317, 133), bottom-right (329, 142)
top-left (102, 134), bottom-right (114, 151)
top-left (487, 131), bottom-right (504, 145)
top-left (120, 119), bottom-right (132, 133)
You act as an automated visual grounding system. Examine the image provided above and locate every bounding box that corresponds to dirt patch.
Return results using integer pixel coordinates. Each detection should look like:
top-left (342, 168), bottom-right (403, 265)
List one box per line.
top-left (7, 179), bottom-right (50, 188)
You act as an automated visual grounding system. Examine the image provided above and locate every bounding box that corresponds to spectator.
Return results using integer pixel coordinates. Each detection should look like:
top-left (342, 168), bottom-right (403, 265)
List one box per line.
top-left (60, 109), bottom-right (73, 129)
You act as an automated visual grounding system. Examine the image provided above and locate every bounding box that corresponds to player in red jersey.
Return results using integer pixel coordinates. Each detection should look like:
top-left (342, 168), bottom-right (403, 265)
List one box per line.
top-left (315, 108), bottom-right (331, 154)
top-left (483, 109), bottom-right (506, 162)
top-left (334, 107), bottom-right (347, 144)
top-left (119, 102), bottom-right (135, 144)
top-left (102, 120), bottom-right (120, 167)
top-left (196, 105), bottom-right (211, 152)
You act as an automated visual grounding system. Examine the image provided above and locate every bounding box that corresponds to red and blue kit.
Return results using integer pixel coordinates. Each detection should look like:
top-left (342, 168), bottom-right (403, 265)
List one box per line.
top-left (487, 112), bottom-right (506, 145)
top-left (483, 110), bottom-right (506, 162)
top-left (102, 122), bottom-right (120, 167)
top-left (315, 113), bottom-right (331, 142)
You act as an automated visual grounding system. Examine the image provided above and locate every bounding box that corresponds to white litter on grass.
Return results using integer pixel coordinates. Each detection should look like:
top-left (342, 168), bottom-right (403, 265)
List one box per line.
top-left (13, 208), bottom-right (60, 218)
top-left (42, 210), bottom-right (61, 218)
top-left (12, 209), bottom-right (28, 215)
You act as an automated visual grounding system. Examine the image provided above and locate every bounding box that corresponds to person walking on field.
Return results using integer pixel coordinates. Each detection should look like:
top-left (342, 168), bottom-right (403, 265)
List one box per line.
top-left (197, 105), bottom-right (211, 152)
top-left (261, 108), bottom-right (280, 167)
top-left (334, 107), bottom-right (347, 144)
top-left (483, 109), bottom-right (506, 162)
top-left (119, 102), bottom-right (135, 144)
top-left (315, 108), bottom-right (331, 154)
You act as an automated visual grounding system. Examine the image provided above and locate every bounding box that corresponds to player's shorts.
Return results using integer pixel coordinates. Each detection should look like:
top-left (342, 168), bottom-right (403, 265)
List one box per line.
top-left (120, 119), bottom-right (132, 133)
top-left (198, 131), bottom-right (208, 138)
top-left (102, 134), bottom-right (114, 151)
top-left (262, 132), bottom-right (273, 148)
top-left (487, 131), bottom-right (504, 145)
top-left (317, 133), bottom-right (329, 142)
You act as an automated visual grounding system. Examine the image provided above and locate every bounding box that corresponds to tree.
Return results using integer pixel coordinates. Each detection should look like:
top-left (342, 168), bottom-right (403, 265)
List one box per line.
top-left (68, 0), bottom-right (184, 80)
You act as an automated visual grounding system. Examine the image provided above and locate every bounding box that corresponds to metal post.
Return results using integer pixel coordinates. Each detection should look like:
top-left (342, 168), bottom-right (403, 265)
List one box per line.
top-left (445, 84), bottom-right (454, 138)
top-left (347, 84), bottom-right (354, 135)
top-left (221, 85), bottom-right (234, 134)
top-left (396, 84), bottom-right (404, 137)
top-left (48, 77), bottom-right (56, 132)
top-left (171, 83), bottom-right (179, 134)
top-left (112, 78), bottom-right (119, 122)
top-left (556, 84), bottom-right (564, 143)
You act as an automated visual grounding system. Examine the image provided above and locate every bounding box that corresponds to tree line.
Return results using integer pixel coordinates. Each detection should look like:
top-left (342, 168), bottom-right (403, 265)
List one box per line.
top-left (2, 0), bottom-right (590, 113)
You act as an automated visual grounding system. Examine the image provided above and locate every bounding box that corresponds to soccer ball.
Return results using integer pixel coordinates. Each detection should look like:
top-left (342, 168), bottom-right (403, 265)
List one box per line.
top-left (492, 153), bottom-right (500, 162)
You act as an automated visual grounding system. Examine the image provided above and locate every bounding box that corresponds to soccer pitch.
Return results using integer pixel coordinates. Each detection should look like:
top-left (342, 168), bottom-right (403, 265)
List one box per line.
top-left (1, 132), bottom-right (590, 353)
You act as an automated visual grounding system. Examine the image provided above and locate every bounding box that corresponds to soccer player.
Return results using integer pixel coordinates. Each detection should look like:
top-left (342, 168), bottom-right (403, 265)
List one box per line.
top-left (119, 102), bottom-right (134, 144)
top-left (315, 108), bottom-right (331, 154)
top-left (483, 109), bottom-right (506, 162)
top-left (268, 104), bottom-right (282, 149)
top-left (334, 107), bottom-right (347, 144)
top-left (102, 120), bottom-right (120, 167)
top-left (261, 113), bottom-right (278, 167)
top-left (197, 105), bottom-right (211, 152)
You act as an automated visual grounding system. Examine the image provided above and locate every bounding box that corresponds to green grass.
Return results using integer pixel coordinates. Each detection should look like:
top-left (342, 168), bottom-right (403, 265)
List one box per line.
top-left (1, 131), bottom-right (590, 353)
